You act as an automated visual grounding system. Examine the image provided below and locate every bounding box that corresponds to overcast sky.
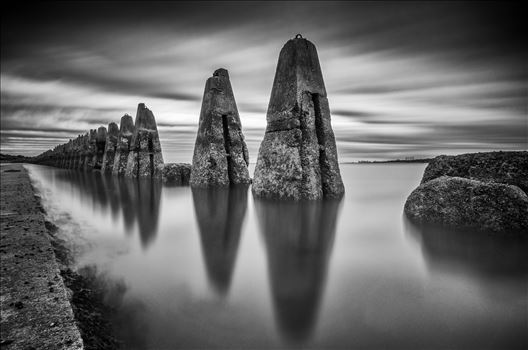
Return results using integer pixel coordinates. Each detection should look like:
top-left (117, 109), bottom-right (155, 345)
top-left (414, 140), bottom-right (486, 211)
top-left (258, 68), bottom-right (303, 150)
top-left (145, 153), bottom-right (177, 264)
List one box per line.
top-left (1, 1), bottom-right (526, 162)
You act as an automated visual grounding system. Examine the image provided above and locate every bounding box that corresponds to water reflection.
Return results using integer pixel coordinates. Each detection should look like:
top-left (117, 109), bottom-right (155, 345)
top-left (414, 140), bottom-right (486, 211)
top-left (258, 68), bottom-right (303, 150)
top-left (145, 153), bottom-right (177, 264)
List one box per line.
top-left (255, 198), bottom-right (342, 342)
top-left (130, 179), bottom-right (162, 248)
top-left (55, 170), bottom-right (162, 249)
top-left (192, 186), bottom-right (248, 296)
top-left (404, 218), bottom-right (528, 297)
top-left (100, 174), bottom-right (121, 220)
top-left (76, 265), bottom-right (148, 350)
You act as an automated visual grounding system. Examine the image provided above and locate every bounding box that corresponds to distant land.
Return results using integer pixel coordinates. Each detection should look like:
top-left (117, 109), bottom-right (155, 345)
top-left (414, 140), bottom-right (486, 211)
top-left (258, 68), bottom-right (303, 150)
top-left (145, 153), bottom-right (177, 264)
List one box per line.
top-left (344, 158), bottom-right (433, 164)
top-left (0, 153), bottom-right (32, 163)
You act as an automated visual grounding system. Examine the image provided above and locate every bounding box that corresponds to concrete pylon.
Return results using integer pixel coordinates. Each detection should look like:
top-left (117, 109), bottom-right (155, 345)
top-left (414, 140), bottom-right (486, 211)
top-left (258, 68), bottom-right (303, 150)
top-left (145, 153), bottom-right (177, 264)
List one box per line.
top-left (253, 35), bottom-right (344, 200)
top-left (190, 68), bottom-right (250, 187)
top-left (63, 140), bottom-right (72, 168)
top-left (112, 114), bottom-right (135, 176)
top-left (125, 103), bottom-right (164, 178)
top-left (101, 122), bottom-right (119, 173)
top-left (92, 126), bottom-right (107, 170)
top-left (78, 133), bottom-right (88, 170)
top-left (72, 136), bottom-right (80, 169)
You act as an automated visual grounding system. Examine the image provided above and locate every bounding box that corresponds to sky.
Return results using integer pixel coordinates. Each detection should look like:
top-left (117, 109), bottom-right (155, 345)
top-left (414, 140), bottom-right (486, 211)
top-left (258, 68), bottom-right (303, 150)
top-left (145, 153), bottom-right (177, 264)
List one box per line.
top-left (1, 1), bottom-right (526, 162)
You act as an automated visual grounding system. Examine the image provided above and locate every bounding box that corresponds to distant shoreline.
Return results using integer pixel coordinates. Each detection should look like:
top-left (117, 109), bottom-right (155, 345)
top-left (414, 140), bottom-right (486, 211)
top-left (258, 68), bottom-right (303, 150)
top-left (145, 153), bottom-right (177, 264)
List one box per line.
top-left (0, 153), bottom-right (432, 165)
top-left (343, 158), bottom-right (432, 164)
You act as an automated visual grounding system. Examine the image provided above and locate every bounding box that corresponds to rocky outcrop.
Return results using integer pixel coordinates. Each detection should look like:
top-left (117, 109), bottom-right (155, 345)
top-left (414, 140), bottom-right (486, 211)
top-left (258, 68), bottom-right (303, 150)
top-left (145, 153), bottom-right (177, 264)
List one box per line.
top-left (405, 176), bottom-right (528, 233)
top-left (422, 151), bottom-right (528, 192)
top-left (190, 68), bottom-right (250, 187)
top-left (405, 151), bottom-right (528, 234)
top-left (101, 122), bottom-right (119, 173)
top-left (112, 114), bottom-right (135, 176)
top-left (162, 163), bottom-right (191, 185)
top-left (125, 104), bottom-right (164, 178)
top-left (253, 35), bottom-right (344, 200)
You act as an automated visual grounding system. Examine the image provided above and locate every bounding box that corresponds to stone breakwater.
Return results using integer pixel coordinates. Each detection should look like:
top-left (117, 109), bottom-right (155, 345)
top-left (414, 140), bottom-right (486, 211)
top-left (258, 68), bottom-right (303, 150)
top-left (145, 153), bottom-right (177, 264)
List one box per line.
top-left (404, 151), bottom-right (528, 234)
top-left (0, 164), bottom-right (84, 349)
top-left (29, 36), bottom-right (344, 198)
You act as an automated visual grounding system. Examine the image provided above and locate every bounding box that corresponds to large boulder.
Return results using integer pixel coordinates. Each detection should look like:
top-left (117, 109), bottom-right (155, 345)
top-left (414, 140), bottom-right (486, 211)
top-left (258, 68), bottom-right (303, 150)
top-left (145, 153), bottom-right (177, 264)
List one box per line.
top-left (190, 68), bottom-right (250, 187)
top-left (162, 163), bottom-right (191, 185)
top-left (253, 35), bottom-right (344, 200)
top-left (422, 151), bottom-right (528, 192)
top-left (405, 176), bottom-right (528, 233)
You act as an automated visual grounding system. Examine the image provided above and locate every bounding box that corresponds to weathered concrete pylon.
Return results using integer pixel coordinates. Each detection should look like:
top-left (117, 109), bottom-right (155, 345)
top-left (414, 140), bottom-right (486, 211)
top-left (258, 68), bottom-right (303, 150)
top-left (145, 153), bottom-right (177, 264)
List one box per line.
top-left (84, 129), bottom-right (97, 171)
top-left (70, 137), bottom-right (78, 169)
top-left (101, 122), bottom-right (119, 173)
top-left (91, 126), bottom-right (107, 170)
top-left (190, 68), bottom-right (250, 187)
top-left (253, 35), bottom-right (344, 200)
top-left (63, 140), bottom-right (72, 168)
top-left (70, 135), bottom-right (81, 169)
top-left (125, 104), bottom-right (164, 178)
top-left (76, 134), bottom-right (88, 169)
top-left (112, 114), bottom-right (135, 176)
top-left (71, 136), bottom-right (80, 169)
top-left (77, 133), bottom-right (88, 170)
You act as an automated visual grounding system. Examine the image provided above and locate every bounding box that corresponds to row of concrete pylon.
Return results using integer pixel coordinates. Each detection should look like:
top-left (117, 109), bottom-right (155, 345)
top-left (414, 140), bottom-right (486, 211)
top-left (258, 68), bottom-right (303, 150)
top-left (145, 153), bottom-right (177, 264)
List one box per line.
top-left (34, 35), bottom-right (345, 199)
top-left (33, 103), bottom-right (164, 179)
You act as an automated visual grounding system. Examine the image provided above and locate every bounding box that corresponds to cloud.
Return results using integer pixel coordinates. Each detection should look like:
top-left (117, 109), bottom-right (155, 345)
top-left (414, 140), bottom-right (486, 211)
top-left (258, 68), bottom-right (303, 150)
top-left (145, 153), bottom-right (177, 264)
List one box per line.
top-left (1, 2), bottom-right (526, 160)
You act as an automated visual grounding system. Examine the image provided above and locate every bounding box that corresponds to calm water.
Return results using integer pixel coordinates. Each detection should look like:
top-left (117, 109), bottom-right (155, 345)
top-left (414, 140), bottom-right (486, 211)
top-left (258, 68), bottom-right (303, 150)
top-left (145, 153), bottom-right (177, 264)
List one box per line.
top-left (26, 163), bottom-right (527, 349)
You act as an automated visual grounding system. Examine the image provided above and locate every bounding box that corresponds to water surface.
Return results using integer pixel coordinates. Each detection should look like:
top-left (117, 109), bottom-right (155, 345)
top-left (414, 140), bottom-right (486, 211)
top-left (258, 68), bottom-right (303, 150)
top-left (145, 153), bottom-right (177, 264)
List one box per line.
top-left (26, 164), bottom-right (527, 349)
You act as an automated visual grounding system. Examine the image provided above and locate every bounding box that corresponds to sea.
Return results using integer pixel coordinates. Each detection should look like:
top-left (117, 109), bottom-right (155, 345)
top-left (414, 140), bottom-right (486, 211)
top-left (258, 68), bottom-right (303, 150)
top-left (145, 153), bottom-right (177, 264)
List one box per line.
top-left (25, 163), bottom-right (527, 349)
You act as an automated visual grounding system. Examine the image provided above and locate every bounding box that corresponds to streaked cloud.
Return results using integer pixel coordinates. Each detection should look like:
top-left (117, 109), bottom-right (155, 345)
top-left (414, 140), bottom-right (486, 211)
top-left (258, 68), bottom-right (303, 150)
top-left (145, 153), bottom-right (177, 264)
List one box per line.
top-left (1, 1), bottom-right (526, 161)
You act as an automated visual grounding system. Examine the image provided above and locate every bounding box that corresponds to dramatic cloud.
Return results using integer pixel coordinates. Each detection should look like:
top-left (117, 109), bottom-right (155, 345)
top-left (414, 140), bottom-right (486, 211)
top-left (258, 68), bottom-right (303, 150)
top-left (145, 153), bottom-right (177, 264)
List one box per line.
top-left (1, 1), bottom-right (526, 161)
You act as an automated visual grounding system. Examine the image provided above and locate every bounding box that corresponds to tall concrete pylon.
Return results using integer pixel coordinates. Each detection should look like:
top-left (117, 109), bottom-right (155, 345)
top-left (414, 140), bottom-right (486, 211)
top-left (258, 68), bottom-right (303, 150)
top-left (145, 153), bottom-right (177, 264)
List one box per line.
top-left (125, 103), bottom-right (164, 178)
top-left (113, 114), bottom-right (135, 176)
top-left (92, 126), bottom-right (107, 170)
top-left (84, 129), bottom-right (97, 171)
top-left (101, 122), bottom-right (119, 173)
top-left (253, 35), bottom-right (344, 200)
top-left (190, 68), bottom-right (250, 187)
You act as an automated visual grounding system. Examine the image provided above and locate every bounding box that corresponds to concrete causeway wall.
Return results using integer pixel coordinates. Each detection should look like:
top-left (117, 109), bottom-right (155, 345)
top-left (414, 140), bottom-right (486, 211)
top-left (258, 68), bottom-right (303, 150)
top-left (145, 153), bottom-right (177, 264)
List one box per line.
top-left (0, 164), bottom-right (84, 350)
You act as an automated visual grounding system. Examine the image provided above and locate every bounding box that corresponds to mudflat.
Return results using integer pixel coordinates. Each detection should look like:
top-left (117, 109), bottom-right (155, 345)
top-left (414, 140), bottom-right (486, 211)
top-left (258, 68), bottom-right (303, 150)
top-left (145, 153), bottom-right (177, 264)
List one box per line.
top-left (0, 163), bottom-right (83, 349)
